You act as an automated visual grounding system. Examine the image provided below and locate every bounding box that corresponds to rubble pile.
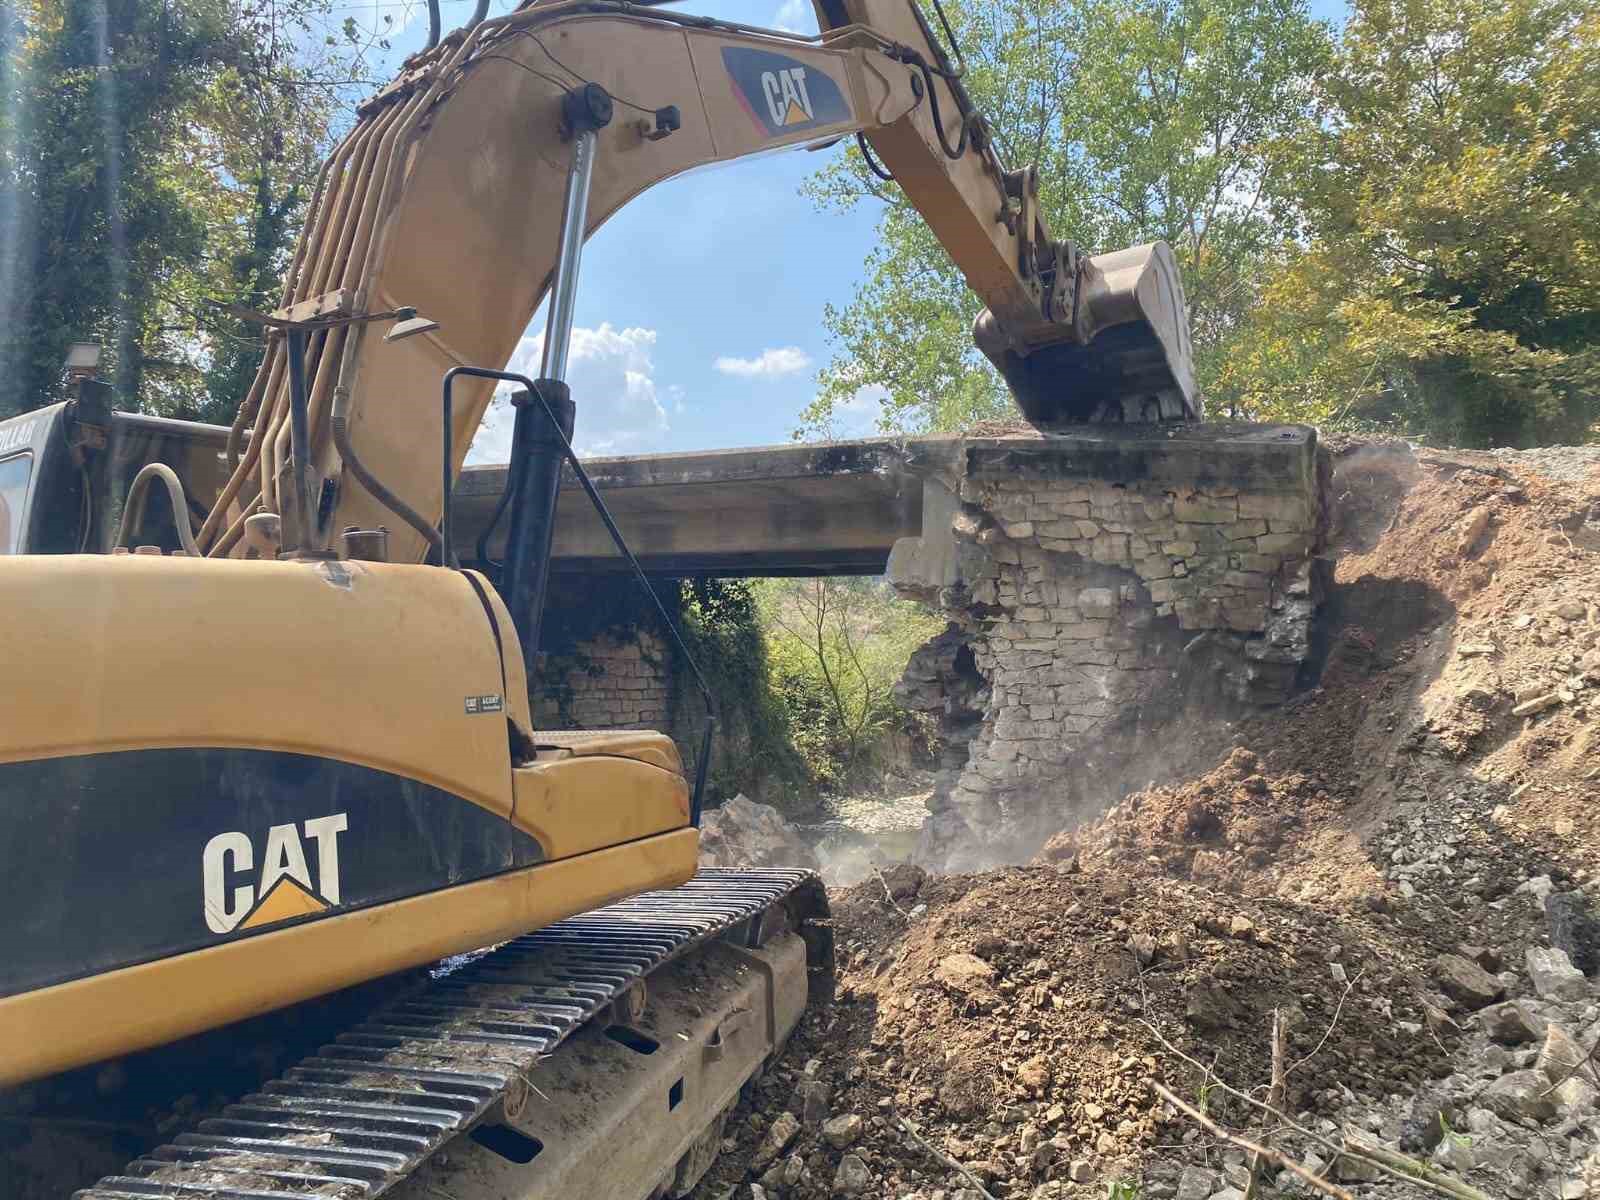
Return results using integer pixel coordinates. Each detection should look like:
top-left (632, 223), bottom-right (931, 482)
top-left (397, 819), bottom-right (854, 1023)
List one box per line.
top-left (692, 443), bottom-right (1600, 1200)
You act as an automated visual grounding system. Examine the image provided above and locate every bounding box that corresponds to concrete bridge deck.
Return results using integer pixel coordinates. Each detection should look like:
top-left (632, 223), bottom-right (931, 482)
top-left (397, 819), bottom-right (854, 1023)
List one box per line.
top-left (455, 438), bottom-right (953, 576)
top-left (454, 424), bottom-right (1319, 579)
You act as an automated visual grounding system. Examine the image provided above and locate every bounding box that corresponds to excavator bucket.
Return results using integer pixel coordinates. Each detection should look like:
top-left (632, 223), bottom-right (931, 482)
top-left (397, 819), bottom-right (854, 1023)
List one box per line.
top-left (974, 241), bottom-right (1200, 427)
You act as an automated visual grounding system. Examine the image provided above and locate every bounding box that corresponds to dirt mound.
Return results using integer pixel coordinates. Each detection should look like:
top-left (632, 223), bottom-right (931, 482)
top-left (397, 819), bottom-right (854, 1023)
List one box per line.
top-left (698, 864), bottom-right (1445, 1198)
top-left (691, 440), bottom-right (1600, 1200)
top-left (1048, 747), bottom-right (1349, 897)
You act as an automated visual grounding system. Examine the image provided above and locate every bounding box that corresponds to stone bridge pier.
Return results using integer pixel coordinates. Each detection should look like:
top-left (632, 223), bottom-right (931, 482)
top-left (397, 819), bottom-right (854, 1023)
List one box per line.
top-left (887, 425), bottom-right (1330, 870)
top-left (456, 423), bottom-right (1330, 865)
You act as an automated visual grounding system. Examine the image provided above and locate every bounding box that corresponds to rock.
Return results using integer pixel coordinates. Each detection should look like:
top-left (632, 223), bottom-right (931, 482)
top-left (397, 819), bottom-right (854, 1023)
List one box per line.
top-left (1513, 693), bottom-right (1562, 717)
top-left (1127, 932), bottom-right (1157, 966)
top-left (1332, 1155), bottom-right (1382, 1183)
top-left (1185, 980), bottom-right (1239, 1030)
top-left (1554, 1076), bottom-right (1598, 1112)
top-left (936, 953), bottom-right (997, 993)
top-left (1547, 891), bottom-right (1600, 975)
top-left (1228, 915), bottom-right (1256, 939)
top-left (881, 863), bottom-right (926, 901)
top-left (1068, 1161), bottom-right (1093, 1183)
top-left (822, 1113), bottom-right (864, 1149)
top-left (795, 1078), bottom-right (831, 1126)
top-left (1434, 952), bottom-right (1506, 1009)
top-left (1555, 600), bottom-right (1588, 621)
top-left (1459, 642), bottom-right (1496, 656)
top-left (1211, 1189), bottom-right (1246, 1200)
top-left (698, 796), bottom-right (821, 872)
top-left (751, 1111), bottom-right (801, 1170)
top-left (1432, 1134), bottom-right (1479, 1172)
top-left (1536, 1023), bottom-right (1587, 1082)
top-left (1562, 1181), bottom-right (1589, 1200)
top-left (1399, 1093), bottom-right (1451, 1152)
top-left (749, 1187), bottom-right (768, 1200)
top-left (1480, 1000), bottom-right (1548, 1045)
top-left (1527, 947), bottom-right (1589, 1000)
top-left (832, 1153), bottom-right (872, 1196)
top-left (1174, 1165), bottom-right (1218, 1200)
top-left (1460, 943), bottom-right (1502, 972)
top-left (1479, 1070), bottom-right (1559, 1123)
top-left (1519, 874), bottom-right (1557, 901)
top-left (1016, 1056), bottom-right (1052, 1092)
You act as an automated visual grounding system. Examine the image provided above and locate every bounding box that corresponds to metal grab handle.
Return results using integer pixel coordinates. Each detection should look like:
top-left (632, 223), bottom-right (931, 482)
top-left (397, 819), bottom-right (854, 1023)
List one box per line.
top-left (440, 366), bottom-right (718, 822)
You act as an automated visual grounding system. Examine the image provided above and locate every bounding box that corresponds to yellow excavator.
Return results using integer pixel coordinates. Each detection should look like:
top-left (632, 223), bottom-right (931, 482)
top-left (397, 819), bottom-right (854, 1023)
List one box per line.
top-left (0, 2), bottom-right (1194, 1196)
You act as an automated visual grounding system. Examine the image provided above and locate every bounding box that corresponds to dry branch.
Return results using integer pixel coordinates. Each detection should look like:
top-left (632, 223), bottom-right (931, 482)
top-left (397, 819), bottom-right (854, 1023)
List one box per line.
top-left (1150, 1082), bottom-right (1355, 1200)
top-left (897, 1114), bottom-right (998, 1200)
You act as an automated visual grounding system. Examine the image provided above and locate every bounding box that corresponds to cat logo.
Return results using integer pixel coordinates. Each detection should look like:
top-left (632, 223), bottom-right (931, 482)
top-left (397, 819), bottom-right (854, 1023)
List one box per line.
top-left (203, 814), bottom-right (348, 934)
top-left (722, 46), bottom-right (850, 138)
top-left (762, 67), bottom-right (814, 127)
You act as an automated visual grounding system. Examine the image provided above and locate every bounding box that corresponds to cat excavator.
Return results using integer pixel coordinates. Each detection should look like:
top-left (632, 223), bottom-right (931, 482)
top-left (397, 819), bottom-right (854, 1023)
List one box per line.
top-left (0, 2), bottom-right (1194, 1196)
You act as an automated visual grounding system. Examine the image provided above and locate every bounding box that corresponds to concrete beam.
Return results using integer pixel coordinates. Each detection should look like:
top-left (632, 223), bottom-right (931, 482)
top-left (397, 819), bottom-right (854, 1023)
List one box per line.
top-left (454, 438), bottom-right (953, 577)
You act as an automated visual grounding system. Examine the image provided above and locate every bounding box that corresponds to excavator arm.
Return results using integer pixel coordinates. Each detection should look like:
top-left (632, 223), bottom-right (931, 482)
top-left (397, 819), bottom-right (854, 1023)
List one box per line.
top-left (198, 0), bottom-right (1196, 569)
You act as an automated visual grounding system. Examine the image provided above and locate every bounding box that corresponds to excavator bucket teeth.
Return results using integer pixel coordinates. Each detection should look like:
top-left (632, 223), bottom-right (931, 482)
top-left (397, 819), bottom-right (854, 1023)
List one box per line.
top-left (975, 241), bottom-right (1200, 427)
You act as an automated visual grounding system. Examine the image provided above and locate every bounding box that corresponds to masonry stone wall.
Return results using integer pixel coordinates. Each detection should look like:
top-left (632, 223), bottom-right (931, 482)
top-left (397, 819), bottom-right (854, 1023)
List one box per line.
top-left (531, 631), bottom-right (674, 732)
top-left (890, 427), bottom-right (1331, 870)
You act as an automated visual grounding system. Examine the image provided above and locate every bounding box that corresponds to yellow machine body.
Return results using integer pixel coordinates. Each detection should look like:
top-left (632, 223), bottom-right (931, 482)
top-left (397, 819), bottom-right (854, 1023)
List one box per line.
top-left (0, 553), bottom-right (694, 1085)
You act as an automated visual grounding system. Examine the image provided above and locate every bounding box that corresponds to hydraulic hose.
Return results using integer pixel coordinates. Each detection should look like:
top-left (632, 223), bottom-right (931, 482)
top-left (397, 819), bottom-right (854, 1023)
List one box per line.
top-left (330, 385), bottom-right (444, 556)
top-left (117, 464), bottom-right (202, 556)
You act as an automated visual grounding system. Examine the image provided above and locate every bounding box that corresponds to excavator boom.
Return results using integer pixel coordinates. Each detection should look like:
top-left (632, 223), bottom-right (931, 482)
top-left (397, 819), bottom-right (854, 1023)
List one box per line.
top-left (201, 0), bottom-right (1196, 568)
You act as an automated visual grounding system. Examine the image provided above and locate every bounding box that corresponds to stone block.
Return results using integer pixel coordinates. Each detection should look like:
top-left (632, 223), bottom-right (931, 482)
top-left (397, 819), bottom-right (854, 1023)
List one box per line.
top-left (1238, 492), bottom-right (1311, 524)
top-left (1075, 519), bottom-right (1102, 538)
top-left (1223, 519), bottom-right (1270, 540)
top-left (1078, 587), bottom-right (1118, 617)
top-left (1135, 556), bottom-right (1175, 581)
top-left (1256, 532), bottom-right (1309, 556)
top-left (1162, 539), bottom-right (1199, 557)
top-left (1173, 494), bottom-right (1239, 523)
top-left (1091, 535), bottom-right (1132, 565)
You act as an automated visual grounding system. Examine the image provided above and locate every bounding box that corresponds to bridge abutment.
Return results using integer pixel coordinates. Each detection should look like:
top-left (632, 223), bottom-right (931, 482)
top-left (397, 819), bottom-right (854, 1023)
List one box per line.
top-left (889, 425), bottom-right (1331, 869)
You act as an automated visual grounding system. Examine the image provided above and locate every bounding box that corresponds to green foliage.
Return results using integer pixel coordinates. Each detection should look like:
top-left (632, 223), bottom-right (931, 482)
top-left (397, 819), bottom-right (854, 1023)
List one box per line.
top-left (756, 577), bottom-right (942, 790)
top-left (535, 579), bottom-right (807, 805)
top-left (0, 0), bottom-right (366, 421)
top-left (1217, 0), bottom-right (1600, 446)
top-left (797, 0), bottom-right (1332, 437)
top-left (675, 579), bottom-right (809, 803)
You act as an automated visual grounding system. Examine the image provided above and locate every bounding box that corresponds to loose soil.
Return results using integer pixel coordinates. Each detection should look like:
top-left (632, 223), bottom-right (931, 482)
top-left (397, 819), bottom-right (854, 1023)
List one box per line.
top-left (692, 440), bottom-right (1600, 1199)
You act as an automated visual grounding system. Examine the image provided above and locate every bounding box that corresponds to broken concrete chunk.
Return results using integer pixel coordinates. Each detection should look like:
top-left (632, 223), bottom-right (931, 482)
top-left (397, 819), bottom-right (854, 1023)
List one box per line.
top-left (1434, 952), bottom-right (1506, 1009)
top-left (1527, 947), bottom-right (1589, 1000)
top-left (1536, 1023), bottom-right (1587, 1083)
top-left (1480, 1069), bottom-right (1559, 1122)
top-left (1480, 999), bottom-right (1548, 1045)
top-left (831, 1153), bottom-right (872, 1196)
top-left (1174, 1165), bottom-right (1218, 1200)
top-left (751, 1111), bottom-right (801, 1169)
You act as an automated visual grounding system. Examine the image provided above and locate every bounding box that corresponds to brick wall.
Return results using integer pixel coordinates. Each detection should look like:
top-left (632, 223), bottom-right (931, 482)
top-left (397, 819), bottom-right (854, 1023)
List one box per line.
top-left (531, 631), bottom-right (673, 732)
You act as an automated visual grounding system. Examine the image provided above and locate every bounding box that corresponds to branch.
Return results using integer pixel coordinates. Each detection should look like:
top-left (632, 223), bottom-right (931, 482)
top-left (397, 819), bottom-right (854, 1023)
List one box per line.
top-left (1150, 1082), bottom-right (1355, 1200)
top-left (1142, 1022), bottom-right (1489, 1200)
top-left (896, 1115), bottom-right (998, 1200)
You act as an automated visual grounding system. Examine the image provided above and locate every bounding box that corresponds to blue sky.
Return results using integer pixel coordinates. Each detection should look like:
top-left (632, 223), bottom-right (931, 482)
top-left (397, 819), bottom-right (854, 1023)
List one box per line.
top-left (348, 0), bottom-right (1346, 459)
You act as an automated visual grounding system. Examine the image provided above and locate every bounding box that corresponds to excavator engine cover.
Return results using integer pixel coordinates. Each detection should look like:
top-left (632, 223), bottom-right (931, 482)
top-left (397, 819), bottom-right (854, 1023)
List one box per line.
top-left (974, 242), bottom-right (1200, 427)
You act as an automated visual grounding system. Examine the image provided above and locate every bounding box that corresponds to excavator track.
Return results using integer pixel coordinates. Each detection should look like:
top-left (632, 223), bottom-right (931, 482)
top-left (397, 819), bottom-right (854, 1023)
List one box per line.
top-left (74, 868), bottom-right (832, 1200)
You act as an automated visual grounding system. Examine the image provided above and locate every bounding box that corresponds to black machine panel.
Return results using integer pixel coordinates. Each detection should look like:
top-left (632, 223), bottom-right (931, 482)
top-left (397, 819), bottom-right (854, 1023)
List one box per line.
top-left (1, 747), bottom-right (543, 997)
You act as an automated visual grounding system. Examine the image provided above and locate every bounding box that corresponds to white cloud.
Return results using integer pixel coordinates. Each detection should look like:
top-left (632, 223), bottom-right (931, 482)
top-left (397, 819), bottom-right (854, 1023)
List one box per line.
top-left (467, 323), bottom-right (668, 462)
top-left (713, 346), bottom-right (813, 379)
top-left (771, 0), bottom-right (813, 34)
top-left (831, 384), bottom-right (889, 439)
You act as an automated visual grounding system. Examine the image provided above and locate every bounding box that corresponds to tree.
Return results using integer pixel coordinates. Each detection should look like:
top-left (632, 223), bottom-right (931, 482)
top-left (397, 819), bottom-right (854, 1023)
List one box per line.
top-left (757, 578), bottom-right (941, 787)
top-left (0, 0), bottom-right (367, 421)
top-left (797, 0), bottom-right (1331, 436)
top-left (1216, 0), bottom-right (1600, 446)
